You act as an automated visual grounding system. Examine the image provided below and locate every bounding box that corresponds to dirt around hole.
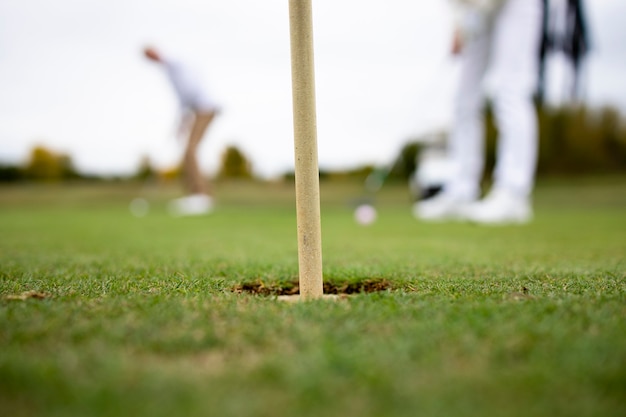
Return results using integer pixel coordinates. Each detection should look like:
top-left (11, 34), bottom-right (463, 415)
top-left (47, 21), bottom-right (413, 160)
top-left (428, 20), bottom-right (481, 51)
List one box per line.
top-left (233, 278), bottom-right (394, 296)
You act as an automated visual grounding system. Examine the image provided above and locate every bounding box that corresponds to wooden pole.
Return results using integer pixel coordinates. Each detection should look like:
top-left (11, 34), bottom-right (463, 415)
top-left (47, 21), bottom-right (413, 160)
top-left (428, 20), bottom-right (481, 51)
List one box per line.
top-left (288, 0), bottom-right (323, 300)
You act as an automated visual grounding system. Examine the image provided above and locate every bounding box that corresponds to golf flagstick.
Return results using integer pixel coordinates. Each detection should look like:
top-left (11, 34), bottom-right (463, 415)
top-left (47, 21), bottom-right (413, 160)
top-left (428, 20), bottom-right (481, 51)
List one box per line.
top-left (288, 0), bottom-right (324, 300)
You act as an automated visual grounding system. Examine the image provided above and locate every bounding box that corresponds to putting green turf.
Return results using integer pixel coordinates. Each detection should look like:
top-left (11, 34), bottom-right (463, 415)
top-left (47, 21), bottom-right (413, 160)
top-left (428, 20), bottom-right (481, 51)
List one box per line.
top-left (1, 178), bottom-right (625, 417)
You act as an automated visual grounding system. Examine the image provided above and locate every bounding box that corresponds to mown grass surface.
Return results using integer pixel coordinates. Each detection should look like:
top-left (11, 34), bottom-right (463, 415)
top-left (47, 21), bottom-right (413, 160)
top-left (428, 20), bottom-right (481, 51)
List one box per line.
top-left (1, 178), bottom-right (625, 417)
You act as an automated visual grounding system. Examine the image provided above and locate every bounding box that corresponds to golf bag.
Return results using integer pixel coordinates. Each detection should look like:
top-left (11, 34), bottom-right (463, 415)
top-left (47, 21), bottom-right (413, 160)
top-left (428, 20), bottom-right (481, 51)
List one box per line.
top-left (537, 0), bottom-right (591, 104)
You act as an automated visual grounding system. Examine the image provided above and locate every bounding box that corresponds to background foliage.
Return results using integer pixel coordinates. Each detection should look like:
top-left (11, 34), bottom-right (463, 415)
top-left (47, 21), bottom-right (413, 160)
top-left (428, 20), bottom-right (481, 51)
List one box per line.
top-left (2, 105), bottom-right (626, 184)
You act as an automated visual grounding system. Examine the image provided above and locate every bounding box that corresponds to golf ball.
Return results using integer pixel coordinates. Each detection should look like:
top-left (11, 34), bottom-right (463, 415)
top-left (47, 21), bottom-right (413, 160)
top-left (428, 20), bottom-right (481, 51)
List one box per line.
top-left (129, 198), bottom-right (150, 217)
top-left (354, 204), bottom-right (377, 225)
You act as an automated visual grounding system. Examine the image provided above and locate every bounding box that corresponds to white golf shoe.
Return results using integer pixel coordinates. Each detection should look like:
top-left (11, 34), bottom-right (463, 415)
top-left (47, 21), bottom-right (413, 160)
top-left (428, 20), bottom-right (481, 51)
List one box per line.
top-left (168, 194), bottom-right (213, 217)
top-left (413, 193), bottom-right (475, 222)
top-left (462, 189), bottom-right (532, 225)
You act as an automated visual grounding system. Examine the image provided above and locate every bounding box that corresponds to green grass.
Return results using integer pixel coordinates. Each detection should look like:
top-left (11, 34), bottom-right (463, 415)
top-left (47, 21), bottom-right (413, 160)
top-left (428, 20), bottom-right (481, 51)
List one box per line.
top-left (1, 178), bottom-right (625, 417)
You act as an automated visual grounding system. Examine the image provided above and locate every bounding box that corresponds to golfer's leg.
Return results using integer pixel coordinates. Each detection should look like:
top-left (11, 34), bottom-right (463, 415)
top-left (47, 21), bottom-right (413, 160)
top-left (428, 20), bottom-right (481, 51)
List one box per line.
top-left (489, 0), bottom-right (542, 198)
top-left (183, 112), bottom-right (215, 195)
top-left (446, 33), bottom-right (491, 200)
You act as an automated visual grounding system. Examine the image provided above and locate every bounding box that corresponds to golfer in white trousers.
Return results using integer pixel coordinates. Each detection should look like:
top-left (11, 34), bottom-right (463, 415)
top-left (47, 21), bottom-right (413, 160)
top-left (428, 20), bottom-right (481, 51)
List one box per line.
top-left (415, 0), bottom-right (543, 224)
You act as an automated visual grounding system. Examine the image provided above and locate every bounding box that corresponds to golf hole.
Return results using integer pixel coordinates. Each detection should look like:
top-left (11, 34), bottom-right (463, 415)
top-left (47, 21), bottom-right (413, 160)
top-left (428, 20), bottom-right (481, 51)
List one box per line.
top-left (234, 278), bottom-right (394, 296)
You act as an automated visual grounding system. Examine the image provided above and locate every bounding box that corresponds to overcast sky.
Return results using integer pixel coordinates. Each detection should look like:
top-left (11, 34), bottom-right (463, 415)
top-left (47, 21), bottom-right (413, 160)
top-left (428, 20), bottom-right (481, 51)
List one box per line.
top-left (1, 0), bottom-right (625, 178)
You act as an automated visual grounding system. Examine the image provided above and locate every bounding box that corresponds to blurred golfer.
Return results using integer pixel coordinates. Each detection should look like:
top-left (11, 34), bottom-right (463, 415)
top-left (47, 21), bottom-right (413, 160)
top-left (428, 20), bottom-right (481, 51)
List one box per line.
top-left (415, 0), bottom-right (542, 224)
top-left (143, 46), bottom-right (219, 216)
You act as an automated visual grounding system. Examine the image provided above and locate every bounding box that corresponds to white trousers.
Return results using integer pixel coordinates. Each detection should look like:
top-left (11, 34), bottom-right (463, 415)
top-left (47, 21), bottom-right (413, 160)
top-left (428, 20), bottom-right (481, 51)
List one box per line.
top-left (447, 0), bottom-right (542, 199)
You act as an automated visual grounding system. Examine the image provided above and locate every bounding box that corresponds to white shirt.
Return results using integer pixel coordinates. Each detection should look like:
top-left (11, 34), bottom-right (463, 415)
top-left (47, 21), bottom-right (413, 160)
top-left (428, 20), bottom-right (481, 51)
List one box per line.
top-left (162, 57), bottom-right (218, 113)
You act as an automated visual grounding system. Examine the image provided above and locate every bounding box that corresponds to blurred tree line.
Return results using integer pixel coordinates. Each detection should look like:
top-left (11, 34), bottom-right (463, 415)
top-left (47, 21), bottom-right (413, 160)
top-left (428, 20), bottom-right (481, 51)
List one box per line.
top-left (0, 144), bottom-right (254, 183)
top-left (486, 104), bottom-right (626, 176)
top-left (336, 104), bottom-right (626, 183)
top-left (0, 146), bottom-right (82, 182)
top-left (217, 146), bottom-right (253, 179)
top-left (2, 105), bottom-right (625, 184)
top-left (280, 105), bottom-right (626, 184)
